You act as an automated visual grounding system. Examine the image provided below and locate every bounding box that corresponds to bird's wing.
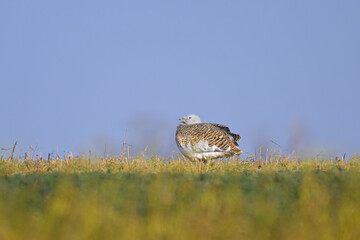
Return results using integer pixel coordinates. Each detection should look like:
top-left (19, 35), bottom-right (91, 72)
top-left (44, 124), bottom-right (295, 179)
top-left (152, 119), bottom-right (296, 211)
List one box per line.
top-left (177, 123), bottom-right (238, 152)
top-left (210, 123), bottom-right (241, 144)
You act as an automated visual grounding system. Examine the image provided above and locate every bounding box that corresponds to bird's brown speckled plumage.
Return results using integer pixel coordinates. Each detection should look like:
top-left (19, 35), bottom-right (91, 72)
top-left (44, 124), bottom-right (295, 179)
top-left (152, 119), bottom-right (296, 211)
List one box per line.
top-left (210, 123), bottom-right (241, 145)
top-left (176, 122), bottom-right (242, 161)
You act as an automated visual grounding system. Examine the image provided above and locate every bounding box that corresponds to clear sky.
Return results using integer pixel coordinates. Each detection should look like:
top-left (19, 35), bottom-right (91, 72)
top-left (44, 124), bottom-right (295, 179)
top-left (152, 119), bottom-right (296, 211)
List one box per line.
top-left (1, 0), bottom-right (359, 158)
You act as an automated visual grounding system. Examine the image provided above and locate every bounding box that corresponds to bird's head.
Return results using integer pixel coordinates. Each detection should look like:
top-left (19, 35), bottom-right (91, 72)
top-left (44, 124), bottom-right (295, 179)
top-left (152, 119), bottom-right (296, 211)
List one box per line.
top-left (179, 114), bottom-right (202, 125)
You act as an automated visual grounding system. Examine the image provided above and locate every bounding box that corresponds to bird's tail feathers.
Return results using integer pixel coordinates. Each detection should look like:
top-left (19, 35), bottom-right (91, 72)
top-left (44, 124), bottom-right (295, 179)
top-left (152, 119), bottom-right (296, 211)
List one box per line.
top-left (231, 146), bottom-right (242, 155)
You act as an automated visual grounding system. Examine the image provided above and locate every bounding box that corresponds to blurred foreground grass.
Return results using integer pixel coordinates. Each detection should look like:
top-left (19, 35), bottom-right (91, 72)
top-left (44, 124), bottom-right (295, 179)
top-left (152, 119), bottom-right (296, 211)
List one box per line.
top-left (0, 154), bottom-right (360, 240)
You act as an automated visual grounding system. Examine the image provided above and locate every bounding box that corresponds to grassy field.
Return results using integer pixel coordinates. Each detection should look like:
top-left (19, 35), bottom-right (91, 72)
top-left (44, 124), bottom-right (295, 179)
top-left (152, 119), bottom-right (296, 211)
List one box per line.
top-left (0, 153), bottom-right (360, 240)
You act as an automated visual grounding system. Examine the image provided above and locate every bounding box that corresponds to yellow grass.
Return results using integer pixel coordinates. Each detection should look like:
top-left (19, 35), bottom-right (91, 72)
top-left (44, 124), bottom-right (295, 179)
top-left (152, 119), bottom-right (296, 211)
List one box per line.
top-left (0, 152), bottom-right (359, 240)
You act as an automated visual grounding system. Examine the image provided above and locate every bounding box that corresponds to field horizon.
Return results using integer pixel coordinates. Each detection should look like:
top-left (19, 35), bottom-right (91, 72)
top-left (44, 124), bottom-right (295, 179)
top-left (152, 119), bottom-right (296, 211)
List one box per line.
top-left (0, 146), bottom-right (357, 175)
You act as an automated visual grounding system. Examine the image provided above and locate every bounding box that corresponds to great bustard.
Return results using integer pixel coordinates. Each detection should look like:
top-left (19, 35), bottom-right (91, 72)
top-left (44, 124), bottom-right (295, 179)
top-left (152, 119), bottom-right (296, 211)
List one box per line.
top-left (176, 114), bottom-right (242, 162)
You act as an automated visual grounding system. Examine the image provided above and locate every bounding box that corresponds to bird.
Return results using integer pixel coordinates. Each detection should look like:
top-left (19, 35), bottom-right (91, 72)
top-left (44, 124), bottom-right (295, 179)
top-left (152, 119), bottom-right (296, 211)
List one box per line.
top-left (175, 114), bottom-right (242, 162)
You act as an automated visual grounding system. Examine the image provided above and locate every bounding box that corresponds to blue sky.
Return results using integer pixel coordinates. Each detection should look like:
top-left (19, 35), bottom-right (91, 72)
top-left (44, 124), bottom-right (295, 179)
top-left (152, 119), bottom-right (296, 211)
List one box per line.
top-left (1, 0), bottom-right (359, 158)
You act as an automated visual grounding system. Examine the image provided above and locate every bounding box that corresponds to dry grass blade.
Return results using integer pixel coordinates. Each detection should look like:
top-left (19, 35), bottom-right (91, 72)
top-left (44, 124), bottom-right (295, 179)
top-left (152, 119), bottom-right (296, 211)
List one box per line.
top-left (120, 129), bottom-right (127, 162)
top-left (10, 141), bottom-right (17, 161)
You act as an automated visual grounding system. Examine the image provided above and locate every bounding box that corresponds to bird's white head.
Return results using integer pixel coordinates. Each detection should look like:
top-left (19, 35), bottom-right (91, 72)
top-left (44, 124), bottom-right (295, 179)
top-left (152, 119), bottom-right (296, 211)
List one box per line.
top-left (179, 114), bottom-right (202, 125)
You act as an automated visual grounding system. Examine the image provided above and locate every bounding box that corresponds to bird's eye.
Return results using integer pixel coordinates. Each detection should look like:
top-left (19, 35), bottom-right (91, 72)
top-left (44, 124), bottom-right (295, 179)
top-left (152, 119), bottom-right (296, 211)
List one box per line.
top-left (189, 117), bottom-right (192, 119)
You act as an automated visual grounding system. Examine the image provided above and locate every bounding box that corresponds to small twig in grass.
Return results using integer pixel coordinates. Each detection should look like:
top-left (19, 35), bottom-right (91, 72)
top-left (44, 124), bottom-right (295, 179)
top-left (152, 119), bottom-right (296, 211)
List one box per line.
top-left (265, 148), bottom-right (269, 165)
top-left (1, 141), bottom-right (18, 160)
top-left (335, 153), bottom-right (347, 163)
top-left (88, 150), bottom-right (92, 162)
top-left (120, 129), bottom-right (127, 162)
top-left (10, 141), bottom-right (17, 161)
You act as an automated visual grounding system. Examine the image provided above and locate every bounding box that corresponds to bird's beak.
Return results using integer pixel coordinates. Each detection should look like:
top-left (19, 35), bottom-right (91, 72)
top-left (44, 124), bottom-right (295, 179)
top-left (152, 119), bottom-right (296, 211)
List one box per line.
top-left (179, 117), bottom-right (185, 123)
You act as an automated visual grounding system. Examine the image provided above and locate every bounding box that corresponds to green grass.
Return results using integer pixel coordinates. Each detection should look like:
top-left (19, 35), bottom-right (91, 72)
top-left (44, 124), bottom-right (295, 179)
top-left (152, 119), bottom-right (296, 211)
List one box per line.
top-left (0, 154), bottom-right (360, 240)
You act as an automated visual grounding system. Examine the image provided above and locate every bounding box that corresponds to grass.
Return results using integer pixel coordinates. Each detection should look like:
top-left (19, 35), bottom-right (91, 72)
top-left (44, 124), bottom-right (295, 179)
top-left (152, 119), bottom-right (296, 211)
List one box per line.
top-left (0, 153), bottom-right (360, 240)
